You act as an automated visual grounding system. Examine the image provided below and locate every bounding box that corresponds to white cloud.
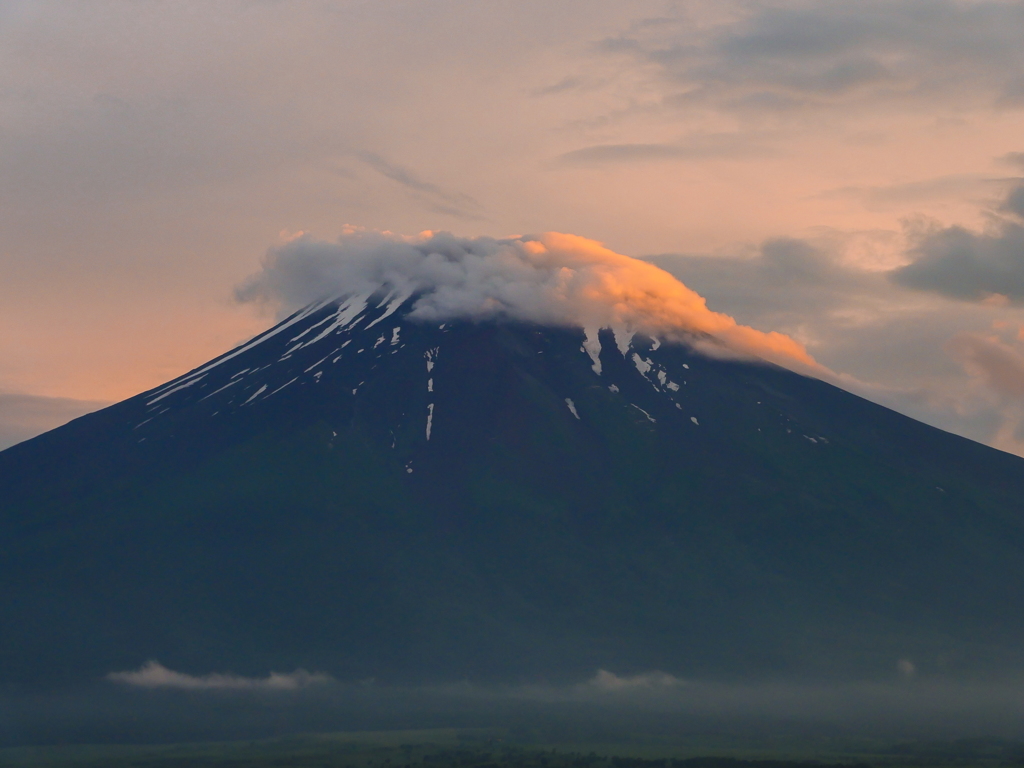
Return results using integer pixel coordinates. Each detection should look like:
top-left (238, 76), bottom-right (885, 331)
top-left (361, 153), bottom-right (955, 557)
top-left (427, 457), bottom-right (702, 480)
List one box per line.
top-left (236, 228), bottom-right (816, 372)
top-left (587, 669), bottom-right (685, 691)
top-left (107, 660), bottom-right (333, 691)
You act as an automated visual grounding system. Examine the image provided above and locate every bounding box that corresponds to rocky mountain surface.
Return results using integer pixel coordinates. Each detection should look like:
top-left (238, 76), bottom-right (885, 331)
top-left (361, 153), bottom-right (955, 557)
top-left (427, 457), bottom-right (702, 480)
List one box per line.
top-left (3, 290), bottom-right (1024, 689)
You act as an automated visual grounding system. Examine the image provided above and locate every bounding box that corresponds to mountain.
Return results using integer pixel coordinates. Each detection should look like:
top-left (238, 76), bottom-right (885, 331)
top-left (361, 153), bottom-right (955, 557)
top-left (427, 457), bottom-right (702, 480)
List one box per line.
top-left (3, 290), bottom-right (1024, 690)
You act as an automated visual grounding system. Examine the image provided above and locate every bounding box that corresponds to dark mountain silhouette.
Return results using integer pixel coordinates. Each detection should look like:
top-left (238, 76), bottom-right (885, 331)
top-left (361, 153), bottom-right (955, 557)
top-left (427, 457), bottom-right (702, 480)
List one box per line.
top-left (3, 291), bottom-right (1024, 689)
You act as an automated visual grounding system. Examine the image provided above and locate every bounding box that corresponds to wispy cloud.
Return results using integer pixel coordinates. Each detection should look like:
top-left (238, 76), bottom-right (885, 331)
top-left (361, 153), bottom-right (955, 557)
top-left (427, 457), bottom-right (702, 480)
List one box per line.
top-left (813, 174), bottom-right (1000, 210)
top-left (531, 76), bottom-right (587, 97)
top-left (107, 660), bottom-right (333, 691)
top-left (1000, 151), bottom-right (1024, 170)
top-left (599, 1), bottom-right (1024, 115)
top-left (358, 153), bottom-right (485, 221)
top-left (947, 332), bottom-right (1024, 402)
top-left (558, 133), bottom-right (771, 165)
top-left (945, 331), bottom-right (1024, 455)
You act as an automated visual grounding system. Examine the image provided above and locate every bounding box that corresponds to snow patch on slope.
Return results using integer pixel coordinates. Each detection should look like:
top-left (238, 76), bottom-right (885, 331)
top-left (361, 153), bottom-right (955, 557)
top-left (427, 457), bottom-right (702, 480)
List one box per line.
top-left (365, 287), bottom-right (413, 329)
top-left (632, 354), bottom-right (652, 376)
top-left (243, 385), bottom-right (267, 404)
top-left (582, 327), bottom-right (602, 374)
top-left (147, 299), bottom-right (338, 405)
top-left (632, 404), bottom-right (656, 423)
top-left (565, 398), bottom-right (579, 419)
top-left (147, 375), bottom-right (207, 406)
top-left (199, 378), bottom-right (241, 401)
top-left (613, 328), bottom-right (634, 356)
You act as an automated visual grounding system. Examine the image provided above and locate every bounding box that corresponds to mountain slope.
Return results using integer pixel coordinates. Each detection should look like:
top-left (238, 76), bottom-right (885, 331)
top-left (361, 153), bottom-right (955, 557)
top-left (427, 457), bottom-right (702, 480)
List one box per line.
top-left (3, 291), bottom-right (1024, 689)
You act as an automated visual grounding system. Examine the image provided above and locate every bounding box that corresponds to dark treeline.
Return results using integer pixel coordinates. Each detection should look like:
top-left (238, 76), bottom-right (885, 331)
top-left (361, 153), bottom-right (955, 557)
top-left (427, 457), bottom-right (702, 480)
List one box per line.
top-left (10, 738), bottom-right (1024, 768)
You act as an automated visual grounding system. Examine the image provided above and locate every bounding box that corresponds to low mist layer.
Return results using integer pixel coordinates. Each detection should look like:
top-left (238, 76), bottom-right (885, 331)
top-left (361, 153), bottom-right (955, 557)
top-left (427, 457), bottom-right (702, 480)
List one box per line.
top-left (107, 660), bottom-right (332, 691)
top-left (237, 230), bottom-right (814, 371)
top-left (8, 667), bottom-right (1024, 748)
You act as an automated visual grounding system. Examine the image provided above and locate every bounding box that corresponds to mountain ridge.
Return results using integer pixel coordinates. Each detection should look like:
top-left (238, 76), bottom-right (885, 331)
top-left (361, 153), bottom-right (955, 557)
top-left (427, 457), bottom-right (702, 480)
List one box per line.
top-left (3, 291), bottom-right (1024, 690)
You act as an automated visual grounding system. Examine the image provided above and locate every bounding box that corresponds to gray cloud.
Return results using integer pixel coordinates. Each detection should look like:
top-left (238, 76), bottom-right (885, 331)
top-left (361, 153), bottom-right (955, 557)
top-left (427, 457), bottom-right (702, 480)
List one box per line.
top-left (815, 174), bottom-right (996, 210)
top-left (947, 332), bottom-right (1024, 402)
top-left (558, 133), bottom-right (773, 164)
top-left (531, 75), bottom-right (586, 96)
top-left (892, 183), bottom-right (1024, 302)
top-left (648, 232), bottom-right (1024, 453)
top-left (358, 153), bottom-right (485, 221)
top-left (648, 236), bottom-right (877, 329)
top-left (944, 332), bottom-right (1024, 454)
top-left (600, 1), bottom-right (1024, 114)
top-left (1004, 184), bottom-right (1024, 219)
top-left (1001, 151), bottom-right (1024, 170)
top-left (0, 392), bottom-right (107, 451)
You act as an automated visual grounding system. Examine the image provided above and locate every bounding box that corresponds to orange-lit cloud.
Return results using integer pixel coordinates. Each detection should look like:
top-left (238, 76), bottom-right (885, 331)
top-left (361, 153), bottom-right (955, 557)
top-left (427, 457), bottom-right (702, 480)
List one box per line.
top-left (524, 233), bottom-right (814, 368)
top-left (239, 228), bottom-right (815, 370)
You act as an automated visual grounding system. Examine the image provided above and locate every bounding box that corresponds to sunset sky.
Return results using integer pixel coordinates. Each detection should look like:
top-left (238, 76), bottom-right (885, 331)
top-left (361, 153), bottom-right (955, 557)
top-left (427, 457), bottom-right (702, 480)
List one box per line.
top-left (4, 0), bottom-right (1024, 453)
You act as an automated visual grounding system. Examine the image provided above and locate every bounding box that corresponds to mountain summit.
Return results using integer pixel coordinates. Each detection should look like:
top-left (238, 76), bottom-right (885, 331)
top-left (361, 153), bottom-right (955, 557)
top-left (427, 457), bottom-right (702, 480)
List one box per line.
top-left (3, 288), bottom-right (1024, 689)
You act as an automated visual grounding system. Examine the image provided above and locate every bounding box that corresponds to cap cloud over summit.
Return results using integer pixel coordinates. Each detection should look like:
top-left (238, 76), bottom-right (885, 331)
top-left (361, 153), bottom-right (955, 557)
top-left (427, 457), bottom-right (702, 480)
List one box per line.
top-left (237, 229), bottom-right (814, 370)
